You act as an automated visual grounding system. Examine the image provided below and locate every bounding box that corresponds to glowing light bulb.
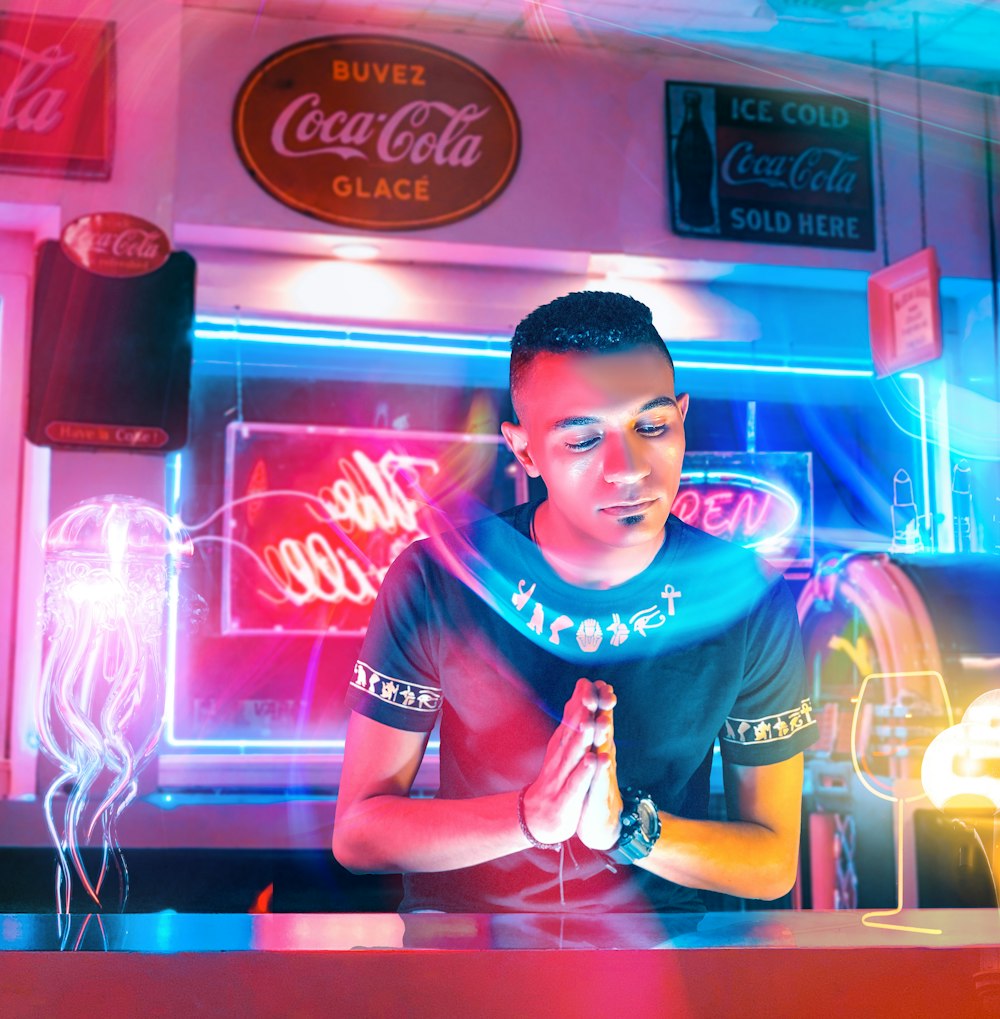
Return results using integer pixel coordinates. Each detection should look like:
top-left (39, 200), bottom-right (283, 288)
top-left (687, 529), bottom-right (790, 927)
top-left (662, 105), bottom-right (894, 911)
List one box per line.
top-left (922, 689), bottom-right (1000, 812)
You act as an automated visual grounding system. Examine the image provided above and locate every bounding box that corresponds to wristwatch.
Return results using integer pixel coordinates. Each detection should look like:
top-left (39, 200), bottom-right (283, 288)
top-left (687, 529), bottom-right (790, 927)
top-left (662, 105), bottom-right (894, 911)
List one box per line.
top-left (606, 788), bottom-right (661, 864)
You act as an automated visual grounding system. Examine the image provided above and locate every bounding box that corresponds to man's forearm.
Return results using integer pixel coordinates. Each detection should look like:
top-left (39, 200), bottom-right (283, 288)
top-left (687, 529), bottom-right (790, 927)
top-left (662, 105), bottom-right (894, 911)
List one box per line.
top-left (333, 790), bottom-right (534, 874)
top-left (635, 812), bottom-right (799, 901)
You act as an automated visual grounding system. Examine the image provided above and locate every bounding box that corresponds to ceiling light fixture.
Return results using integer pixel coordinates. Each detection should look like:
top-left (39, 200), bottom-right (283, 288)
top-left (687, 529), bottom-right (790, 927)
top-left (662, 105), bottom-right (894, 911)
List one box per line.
top-left (331, 242), bottom-right (380, 261)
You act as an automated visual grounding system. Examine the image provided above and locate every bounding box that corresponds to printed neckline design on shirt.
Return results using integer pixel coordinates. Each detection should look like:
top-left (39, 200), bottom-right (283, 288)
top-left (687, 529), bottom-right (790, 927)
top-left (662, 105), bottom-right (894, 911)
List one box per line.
top-left (509, 502), bottom-right (687, 652)
top-left (510, 577), bottom-right (684, 653)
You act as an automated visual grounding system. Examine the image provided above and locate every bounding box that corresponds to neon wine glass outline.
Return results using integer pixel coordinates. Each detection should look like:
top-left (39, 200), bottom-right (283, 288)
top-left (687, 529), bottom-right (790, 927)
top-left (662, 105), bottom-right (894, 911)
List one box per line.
top-left (850, 670), bottom-right (954, 936)
top-left (37, 496), bottom-right (192, 914)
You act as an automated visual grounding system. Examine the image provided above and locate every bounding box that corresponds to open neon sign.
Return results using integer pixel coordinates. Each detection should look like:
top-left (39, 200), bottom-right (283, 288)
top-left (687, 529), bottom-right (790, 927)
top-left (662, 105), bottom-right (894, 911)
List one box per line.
top-left (676, 454), bottom-right (813, 570)
top-left (675, 472), bottom-right (797, 545)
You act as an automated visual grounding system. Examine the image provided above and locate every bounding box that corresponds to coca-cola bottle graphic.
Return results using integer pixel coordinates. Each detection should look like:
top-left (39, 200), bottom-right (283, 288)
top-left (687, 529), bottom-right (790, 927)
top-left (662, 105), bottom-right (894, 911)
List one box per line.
top-left (674, 89), bottom-right (717, 230)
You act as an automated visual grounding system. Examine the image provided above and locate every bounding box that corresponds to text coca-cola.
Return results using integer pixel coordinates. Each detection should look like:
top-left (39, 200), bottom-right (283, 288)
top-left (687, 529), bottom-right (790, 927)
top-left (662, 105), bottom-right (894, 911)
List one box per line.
top-left (270, 95), bottom-right (487, 167)
top-left (721, 141), bottom-right (859, 194)
top-left (0, 39), bottom-right (73, 134)
top-left (259, 450), bottom-right (436, 610)
top-left (84, 227), bottom-right (165, 261)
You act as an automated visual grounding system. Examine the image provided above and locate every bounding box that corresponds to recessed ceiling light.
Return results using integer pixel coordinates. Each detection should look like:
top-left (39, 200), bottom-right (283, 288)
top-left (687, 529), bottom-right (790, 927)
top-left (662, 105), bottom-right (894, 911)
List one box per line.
top-left (589, 253), bottom-right (667, 281)
top-left (331, 242), bottom-right (380, 261)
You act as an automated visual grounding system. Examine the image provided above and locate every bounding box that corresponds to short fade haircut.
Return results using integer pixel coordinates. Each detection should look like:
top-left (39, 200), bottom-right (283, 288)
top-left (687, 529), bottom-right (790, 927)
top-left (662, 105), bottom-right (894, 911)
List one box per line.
top-left (509, 291), bottom-right (674, 411)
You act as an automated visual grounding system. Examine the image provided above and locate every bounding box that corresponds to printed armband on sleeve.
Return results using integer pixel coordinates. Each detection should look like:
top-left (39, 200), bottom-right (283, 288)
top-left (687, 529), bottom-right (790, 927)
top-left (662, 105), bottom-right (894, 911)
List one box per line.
top-left (720, 697), bottom-right (819, 765)
top-left (345, 660), bottom-right (442, 733)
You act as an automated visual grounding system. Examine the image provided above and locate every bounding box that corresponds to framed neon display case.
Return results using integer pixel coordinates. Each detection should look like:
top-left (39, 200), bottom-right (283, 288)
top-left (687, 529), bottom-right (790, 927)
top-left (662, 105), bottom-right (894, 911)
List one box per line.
top-left (168, 421), bottom-right (521, 756)
top-left (221, 422), bottom-right (514, 637)
top-left (677, 451), bottom-right (813, 573)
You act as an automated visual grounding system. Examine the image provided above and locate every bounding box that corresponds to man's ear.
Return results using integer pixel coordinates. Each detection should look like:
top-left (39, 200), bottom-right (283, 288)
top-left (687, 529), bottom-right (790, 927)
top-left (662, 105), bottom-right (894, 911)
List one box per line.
top-left (500, 420), bottom-right (541, 478)
top-left (677, 392), bottom-right (690, 422)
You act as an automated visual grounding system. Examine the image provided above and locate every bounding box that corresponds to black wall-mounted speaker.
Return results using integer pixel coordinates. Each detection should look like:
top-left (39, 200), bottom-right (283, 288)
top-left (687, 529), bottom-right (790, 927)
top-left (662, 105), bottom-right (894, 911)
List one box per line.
top-left (26, 241), bottom-right (195, 453)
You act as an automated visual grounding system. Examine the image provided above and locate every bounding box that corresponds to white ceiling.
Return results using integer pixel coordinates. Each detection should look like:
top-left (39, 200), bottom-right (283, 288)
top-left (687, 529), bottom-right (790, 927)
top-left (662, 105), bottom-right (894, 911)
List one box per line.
top-left (185, 0), bottom-right (1000, 89)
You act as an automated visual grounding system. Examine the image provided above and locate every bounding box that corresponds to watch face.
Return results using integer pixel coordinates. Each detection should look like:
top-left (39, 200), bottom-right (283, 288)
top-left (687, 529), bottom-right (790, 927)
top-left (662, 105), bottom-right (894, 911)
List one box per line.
top-left (637, 799), bottom-right (658, 841)
top-left (640, 798), bottom-right (656, 839)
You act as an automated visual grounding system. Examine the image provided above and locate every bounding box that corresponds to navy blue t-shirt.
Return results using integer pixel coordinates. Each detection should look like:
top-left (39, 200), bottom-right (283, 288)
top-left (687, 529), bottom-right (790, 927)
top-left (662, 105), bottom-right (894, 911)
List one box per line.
top-left (345, 502), bottom-right (817, 912)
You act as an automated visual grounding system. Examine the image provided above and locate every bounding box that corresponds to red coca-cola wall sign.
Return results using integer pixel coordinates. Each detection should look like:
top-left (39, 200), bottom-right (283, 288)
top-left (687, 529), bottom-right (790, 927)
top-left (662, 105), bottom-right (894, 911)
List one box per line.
top-left (60, 212), bottom-right (171, 277)
top-left (0, 13), bottom-right (115, 179)
top-left (232, 35), bottom-right (521, 231)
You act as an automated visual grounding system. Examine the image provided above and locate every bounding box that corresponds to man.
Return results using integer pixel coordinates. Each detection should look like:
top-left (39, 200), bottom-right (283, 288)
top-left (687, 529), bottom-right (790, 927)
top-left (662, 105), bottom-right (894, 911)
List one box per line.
top-left (333, 291), bottom-right (817, 912)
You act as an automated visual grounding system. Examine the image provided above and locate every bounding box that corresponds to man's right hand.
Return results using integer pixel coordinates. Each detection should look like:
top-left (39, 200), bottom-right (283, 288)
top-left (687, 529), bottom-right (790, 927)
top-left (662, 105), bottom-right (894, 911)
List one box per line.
top-left (520, 678), bottom-right (601, 845)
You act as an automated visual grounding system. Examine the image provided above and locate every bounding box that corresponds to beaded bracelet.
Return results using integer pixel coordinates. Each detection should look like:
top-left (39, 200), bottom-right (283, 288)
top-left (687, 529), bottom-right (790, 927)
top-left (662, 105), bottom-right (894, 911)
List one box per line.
top-left (516, 785), bottom-right (562, 851)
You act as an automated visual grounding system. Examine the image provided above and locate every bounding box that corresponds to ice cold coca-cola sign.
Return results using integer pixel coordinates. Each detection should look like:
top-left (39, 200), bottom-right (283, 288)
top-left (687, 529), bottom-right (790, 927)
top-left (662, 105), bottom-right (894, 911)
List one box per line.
top-left (0, 13), bottom-right (114, 179)
top-left (233, 36), bottom-right (520, 231)
top-left (61, 212), bottom-right (171, 277)
top-left (666, 82), bottom-right (874, 250)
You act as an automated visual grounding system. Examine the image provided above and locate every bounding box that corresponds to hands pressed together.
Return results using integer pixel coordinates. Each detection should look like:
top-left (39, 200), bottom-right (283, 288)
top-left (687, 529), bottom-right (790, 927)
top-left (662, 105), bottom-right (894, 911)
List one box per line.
top-left (520, 678), bottom-right (623, 851)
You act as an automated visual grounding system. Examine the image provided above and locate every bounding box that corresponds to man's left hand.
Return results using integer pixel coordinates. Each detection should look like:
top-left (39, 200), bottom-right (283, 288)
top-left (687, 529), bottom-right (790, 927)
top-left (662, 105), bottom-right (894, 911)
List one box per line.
top-left (575, 680), bottom-right (623, 851)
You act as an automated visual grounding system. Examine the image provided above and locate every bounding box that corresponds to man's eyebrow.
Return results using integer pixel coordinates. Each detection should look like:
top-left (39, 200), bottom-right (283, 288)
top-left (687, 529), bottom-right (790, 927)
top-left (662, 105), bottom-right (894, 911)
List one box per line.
top-left (551, 396), bottom-right (677, 431)
top-left (552, 414), bottom-right (600, 430)
top-left (637, 396), bottom-right (677, 413)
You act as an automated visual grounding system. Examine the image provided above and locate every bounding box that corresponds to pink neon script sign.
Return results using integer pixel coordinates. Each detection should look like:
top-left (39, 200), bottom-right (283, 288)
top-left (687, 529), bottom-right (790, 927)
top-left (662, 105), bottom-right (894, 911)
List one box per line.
top-left (260, 448), bottom-right (435, 609)
top-left (223, 423), bottom-right (509, 635)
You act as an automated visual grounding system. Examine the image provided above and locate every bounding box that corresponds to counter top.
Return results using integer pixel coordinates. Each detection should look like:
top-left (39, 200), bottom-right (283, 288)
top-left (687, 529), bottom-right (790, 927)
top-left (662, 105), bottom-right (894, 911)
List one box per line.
top-left (3, 910), bottom-right (999, 1018)
top-left (2, 908), bottom-right (998, 952)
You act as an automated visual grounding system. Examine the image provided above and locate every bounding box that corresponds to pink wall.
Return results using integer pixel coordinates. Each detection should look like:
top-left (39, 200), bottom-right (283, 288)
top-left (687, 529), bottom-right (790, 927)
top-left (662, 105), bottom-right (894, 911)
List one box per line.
top-left (0, 0), bottom-right (184, 792)
top-left (0, 0), bottom-right (185, 526)
top-left (176, 7), bottom-right (999, 280)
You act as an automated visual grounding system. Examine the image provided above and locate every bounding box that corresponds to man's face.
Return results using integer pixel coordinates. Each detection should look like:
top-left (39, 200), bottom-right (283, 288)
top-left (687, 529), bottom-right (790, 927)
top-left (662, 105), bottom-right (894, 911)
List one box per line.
top-left (502, 346), bottom-right (689, 551)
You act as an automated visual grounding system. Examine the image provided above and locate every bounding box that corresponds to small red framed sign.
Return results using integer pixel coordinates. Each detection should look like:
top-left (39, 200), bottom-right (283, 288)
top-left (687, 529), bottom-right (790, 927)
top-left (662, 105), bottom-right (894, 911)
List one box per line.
top-left (0, 13), bottom-right (115, 179)
top-left (868, 247), bottom-right (942, 378)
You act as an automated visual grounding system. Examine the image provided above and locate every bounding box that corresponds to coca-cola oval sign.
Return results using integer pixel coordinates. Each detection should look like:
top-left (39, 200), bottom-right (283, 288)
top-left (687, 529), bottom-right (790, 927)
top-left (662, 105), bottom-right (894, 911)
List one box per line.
top-left (60, 213), bottom-right (171, 277)
top-left (232, 35), bottom-right (521, 231)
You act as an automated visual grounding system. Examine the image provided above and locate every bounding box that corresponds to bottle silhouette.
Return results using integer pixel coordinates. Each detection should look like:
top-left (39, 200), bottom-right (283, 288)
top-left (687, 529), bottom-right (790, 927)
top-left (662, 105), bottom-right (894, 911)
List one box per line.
top-left (674, 89), bottom-right (716, 229)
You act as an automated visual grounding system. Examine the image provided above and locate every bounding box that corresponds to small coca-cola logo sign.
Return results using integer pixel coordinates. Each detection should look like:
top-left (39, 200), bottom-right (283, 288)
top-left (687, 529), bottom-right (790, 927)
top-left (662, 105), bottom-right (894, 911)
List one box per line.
top-left (233, 35), bottom-right (520, 231)
top-left (60, 213), bottom-right (171, 277)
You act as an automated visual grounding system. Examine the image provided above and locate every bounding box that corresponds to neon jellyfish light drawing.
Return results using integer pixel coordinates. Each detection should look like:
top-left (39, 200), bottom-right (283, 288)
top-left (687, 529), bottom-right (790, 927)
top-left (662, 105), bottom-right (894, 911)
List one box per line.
top-left (37, 496), bottom-right (192, 914)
